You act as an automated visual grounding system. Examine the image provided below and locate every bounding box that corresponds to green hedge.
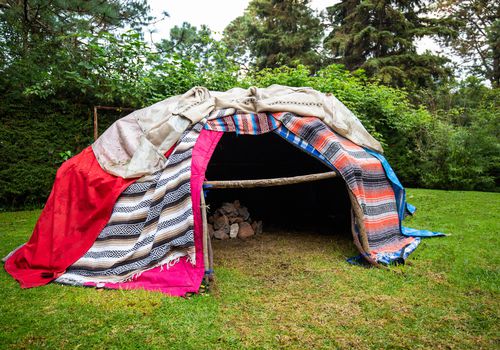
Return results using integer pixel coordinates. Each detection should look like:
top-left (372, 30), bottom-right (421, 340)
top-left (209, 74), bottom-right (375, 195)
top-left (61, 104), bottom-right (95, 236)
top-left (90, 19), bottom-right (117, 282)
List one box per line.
top-left (0, 103), bottom-right (93, 209)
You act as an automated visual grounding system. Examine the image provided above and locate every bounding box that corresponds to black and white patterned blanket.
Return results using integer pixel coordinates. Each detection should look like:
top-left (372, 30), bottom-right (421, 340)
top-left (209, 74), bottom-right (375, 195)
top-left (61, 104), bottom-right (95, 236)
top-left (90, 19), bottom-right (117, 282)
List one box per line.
top-left (56, 123), bottom-right (203, 285)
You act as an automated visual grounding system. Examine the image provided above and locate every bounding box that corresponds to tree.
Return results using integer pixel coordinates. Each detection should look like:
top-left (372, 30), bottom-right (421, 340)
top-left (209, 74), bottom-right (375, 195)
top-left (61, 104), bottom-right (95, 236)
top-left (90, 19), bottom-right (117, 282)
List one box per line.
top-left (323, 0), bottom-right (455, 89)
top-left (438, 0), bottom-right (500, 87)
top-left (223, 0), bottom-right (323, 70)
top-left (0, 0), bottom-right (152, 103)
top-left (0, 0), bottom-right (151, 56)
top-left (156, 22), bottom-right (236, 73)
top-left (158, 22), bottom-right (214, 60)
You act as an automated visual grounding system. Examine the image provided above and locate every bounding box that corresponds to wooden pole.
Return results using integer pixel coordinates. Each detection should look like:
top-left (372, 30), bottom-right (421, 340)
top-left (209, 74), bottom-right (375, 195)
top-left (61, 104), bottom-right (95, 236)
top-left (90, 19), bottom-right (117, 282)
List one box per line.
top-left (94, 106), bottom-right (135, 111)
top-left (349, 211), bottom-right (382, 268)
top-left (200, 188), bottom-right (210, 276)
top-left (348, 190), bottom-right (371, 253)
top-left (93, 106), bottom-right (98, 141)
top-left (92, 106), bottom-right (135, 141)
top-left (347, 189), bottom-right (382, 267)
top-left (203, 171), bottom-right (337, 189)
top-left (207, 227), bottom-right (214, 281)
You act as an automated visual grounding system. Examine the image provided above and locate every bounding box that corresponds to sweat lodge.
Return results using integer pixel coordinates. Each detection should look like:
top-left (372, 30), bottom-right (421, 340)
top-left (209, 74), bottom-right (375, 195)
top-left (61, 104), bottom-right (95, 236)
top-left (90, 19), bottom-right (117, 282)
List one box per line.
top-left (3, 85), bottom-right (443, 296)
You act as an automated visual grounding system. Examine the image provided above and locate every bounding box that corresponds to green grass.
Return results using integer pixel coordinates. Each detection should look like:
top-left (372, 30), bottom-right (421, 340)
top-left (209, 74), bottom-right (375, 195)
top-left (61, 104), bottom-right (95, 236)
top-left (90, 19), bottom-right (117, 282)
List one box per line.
top-left (0, 189), bottom-right (499, 349)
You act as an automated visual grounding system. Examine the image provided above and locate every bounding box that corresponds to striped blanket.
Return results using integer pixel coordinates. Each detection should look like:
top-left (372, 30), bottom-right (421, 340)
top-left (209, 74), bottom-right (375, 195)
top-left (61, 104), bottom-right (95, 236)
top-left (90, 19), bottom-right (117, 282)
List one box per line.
top-left (206, 112), bottom-right (280, 134)
top-left (56, 123), bottom-right (203, 285)
top-left (206, 112), bottom-right (416, 259)
top-left (274, 112), bottom-right (415, 256)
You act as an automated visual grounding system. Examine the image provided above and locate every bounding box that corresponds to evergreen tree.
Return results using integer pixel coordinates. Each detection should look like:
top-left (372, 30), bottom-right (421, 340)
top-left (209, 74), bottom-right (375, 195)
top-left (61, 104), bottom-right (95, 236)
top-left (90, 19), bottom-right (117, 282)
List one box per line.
top-left (438, 0), bottom-right (499, 87)
top-left (323, 0), bottom-right (454, 88)
top-left (223, 0), bottom-right (323, 70)
top-left (0, 0), bottom-right (152, 102)
top-left (0, 0), bottom-right (151, 56)
top-left (156, 22), bottom-right (234, 71)
top-left (159, 23), bottom-right (213, 60)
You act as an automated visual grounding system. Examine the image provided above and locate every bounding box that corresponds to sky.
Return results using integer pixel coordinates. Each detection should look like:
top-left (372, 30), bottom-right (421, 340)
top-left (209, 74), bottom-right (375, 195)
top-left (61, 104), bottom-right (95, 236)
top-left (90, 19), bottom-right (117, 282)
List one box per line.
top-left (146, 0), bottom-right (441, 53)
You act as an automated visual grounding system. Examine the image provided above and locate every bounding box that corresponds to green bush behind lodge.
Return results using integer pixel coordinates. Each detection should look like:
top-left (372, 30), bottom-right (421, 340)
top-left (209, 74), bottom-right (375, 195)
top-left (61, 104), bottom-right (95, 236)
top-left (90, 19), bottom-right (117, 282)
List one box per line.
top-left (0, 101), bottom-right (89, 209)
top-left (1, 61), bottom-right (498, 210)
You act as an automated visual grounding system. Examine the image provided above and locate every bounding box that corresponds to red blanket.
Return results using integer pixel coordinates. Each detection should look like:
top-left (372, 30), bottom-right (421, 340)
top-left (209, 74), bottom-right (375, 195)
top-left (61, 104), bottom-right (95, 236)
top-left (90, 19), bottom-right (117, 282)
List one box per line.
top-left (4, 147), bottom-right (135, 288)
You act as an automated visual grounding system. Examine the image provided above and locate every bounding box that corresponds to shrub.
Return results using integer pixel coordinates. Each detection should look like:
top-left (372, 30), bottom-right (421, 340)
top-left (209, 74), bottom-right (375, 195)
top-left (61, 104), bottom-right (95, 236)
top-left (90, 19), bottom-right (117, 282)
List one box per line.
top-left (1, 47), bottom-right (497, 209)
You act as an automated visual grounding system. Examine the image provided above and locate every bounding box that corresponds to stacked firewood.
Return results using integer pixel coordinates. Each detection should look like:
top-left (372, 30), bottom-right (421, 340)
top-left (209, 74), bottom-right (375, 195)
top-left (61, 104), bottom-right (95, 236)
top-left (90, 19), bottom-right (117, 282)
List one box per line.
top-left (208, 200), bottom-right (263, 240)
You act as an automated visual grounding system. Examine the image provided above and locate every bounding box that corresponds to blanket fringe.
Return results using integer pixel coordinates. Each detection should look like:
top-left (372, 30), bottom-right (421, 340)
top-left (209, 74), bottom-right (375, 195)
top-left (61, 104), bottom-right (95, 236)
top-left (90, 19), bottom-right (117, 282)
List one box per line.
top-left (117, 252), bottom-right (194, 283)
top-left (56, 250), bottom-right (196, 286)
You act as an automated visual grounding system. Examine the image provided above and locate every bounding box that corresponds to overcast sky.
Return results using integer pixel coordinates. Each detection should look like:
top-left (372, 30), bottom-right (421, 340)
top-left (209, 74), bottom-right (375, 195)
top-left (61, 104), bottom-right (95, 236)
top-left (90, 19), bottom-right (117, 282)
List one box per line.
top-left (146, 0), bottom-right (440, 53)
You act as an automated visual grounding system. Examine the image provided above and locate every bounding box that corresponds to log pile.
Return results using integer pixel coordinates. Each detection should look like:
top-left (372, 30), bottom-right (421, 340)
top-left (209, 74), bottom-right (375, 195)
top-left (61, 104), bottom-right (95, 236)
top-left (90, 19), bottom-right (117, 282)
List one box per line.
top-left (208, 200), bottom-right (262, 240)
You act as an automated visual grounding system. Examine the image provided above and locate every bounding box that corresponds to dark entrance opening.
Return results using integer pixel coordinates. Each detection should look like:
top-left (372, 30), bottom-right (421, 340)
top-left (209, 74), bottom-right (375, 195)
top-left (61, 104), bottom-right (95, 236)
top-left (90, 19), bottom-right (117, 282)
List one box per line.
top-left (204, 133), bottom-right (351, 234)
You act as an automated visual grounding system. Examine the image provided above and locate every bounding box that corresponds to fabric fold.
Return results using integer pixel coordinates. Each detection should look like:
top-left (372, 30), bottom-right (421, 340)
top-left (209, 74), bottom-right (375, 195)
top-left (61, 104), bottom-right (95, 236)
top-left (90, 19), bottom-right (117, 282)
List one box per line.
top-left (365, 149), bottom-right (445, 238)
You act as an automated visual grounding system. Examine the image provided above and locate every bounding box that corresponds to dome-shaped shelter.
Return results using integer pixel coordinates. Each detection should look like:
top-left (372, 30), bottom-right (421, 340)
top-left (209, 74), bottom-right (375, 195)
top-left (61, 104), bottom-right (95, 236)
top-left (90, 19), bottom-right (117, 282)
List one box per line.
top-left (4, 85), bottom-right (441, 296)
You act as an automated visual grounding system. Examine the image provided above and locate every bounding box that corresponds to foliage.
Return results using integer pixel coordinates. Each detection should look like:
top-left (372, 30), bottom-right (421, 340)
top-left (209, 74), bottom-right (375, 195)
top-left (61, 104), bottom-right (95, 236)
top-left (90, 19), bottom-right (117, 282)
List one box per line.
top-left (244, 64), bottom-right (499, 191)
top-left (21, 29), bottom-right (240, 107)
top-left (223, 0), bottom-right (324, 70)
top-left (22, 31), bottom-right (155, 107)
top-left (157, 22), bottom-right (235, 72)
top-left (0, 0), bottom-right (152, 96)
top-left (322, 0), bottom-right (455, 89)
top-left (0, 2), bottom-right (240, 209)
top-left (437, 0), bottom-right (500, 87)
top-left (154, 23), bottom-right (240, 93)
top-left (0, 105), bottom-right (93, 209)
top-left (0, 28), bottom-right (240, 209)
top-left (420, 81), bottom-right (499, 190)
top-left (1, 188), bottom-right (499, 348)
top-left (0, 0), bottom-right (151, 66)
top-left (58, 151), bottom-right (74, 163)
top-left (0, 0), bottom-right (156, 127)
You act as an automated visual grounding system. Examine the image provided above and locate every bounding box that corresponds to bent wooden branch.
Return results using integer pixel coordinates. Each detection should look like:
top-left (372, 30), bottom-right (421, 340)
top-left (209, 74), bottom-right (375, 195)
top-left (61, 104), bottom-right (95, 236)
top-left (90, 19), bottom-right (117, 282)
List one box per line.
top-left (203, 171), bottom-right (337, 189)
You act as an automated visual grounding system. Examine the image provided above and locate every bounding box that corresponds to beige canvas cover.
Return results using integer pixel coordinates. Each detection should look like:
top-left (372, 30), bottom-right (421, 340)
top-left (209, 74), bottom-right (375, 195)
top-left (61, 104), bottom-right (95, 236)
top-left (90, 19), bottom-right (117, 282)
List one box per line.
top-left (92, 85), bottom-right (383, 178)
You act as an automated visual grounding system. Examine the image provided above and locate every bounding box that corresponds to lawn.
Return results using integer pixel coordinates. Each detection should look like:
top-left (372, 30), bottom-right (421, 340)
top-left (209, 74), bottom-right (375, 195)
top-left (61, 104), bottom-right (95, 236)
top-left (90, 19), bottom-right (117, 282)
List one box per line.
top-left (0, 189), bottom-right (498, 349)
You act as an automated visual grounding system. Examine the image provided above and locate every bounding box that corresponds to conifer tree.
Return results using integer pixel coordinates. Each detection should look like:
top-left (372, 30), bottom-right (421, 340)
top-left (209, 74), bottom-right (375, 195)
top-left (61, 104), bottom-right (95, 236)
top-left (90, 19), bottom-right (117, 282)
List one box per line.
top-left (323, 0), bottom-right (454, 88)
top-left (0, 0), bottom-right (152, 100)
top-left (224, 0), bottom-right (323, 70)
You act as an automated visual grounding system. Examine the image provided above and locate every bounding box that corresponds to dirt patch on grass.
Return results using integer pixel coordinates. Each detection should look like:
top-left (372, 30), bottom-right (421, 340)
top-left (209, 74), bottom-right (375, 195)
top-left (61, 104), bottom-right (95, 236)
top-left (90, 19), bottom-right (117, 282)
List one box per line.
top-left (213, 229), bottom-right (354, 265)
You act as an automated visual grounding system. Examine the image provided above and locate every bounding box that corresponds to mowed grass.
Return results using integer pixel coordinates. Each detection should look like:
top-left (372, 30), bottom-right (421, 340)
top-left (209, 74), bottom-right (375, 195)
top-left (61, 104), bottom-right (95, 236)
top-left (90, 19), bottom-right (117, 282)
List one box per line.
top-left (0, 189), bottom-right (498, 349)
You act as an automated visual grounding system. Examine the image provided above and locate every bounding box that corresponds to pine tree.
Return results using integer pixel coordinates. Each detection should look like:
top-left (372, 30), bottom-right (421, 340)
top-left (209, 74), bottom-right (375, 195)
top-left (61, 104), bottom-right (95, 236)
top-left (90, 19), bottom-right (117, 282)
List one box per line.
top-left (438, 0), bottom-right (499, 87)
top-left (0, 0), bottom-right (151, 53)
top-left (0, 1), bottom-right (152, 88)
top-left (323, 0), bottom-right (455, 88)
top-left (156, 22), bottom-right (237, 73)
top-left (0, 0), bottom-right (152, 104)
top-left (223, 0), bottom-right (323, 70)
